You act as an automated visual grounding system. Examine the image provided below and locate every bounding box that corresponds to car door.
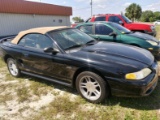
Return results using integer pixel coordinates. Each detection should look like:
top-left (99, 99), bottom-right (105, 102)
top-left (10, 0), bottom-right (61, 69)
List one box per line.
top-left (17, 33), bottom-right (68, 81)
top-left (94, 24), bottom-right (117, 42)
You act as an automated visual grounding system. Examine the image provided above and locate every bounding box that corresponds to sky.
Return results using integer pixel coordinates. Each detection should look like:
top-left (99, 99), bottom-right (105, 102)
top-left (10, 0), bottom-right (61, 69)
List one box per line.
top-left (26, 0), bottom-right (160, 22)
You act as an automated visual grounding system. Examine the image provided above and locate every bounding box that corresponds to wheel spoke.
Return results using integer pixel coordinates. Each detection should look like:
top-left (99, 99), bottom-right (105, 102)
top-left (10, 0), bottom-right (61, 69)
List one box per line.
top-left (15, 68), bottom-right (18, 73)
top-left (13, 71), bottom-right (17, 75)
top-left (9, 64), bottom-right (12, 68)
top-left (93, 90), bottom-right (100, 96)
top-left (80, 82), bottom-right (88, 89)
top-left (85, 77), bottom-right (91, 82)
top-left (87, 91), bottom-right (92, 97)
top-left (14, 69), bottom-right (18, 74)
top-left (81, 82), bottom-right (87, 86)
top-left (93, 82), bottom-right (100, 88)
top-left (9, 67), bottom-right (13, 70)
top-left (81, 85), bottom-right (87, 89)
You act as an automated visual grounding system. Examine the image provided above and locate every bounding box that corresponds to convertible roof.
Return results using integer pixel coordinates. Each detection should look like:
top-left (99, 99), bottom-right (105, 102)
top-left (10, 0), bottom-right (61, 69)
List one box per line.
top-left (11, 26), bottom-right (69, 44)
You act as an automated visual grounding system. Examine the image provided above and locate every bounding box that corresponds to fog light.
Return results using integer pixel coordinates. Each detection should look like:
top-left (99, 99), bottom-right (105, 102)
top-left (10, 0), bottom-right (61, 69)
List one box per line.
top-left (148, 48), bottom-right (153, 50)
top-left (125, 73), bottom-right (136, 80)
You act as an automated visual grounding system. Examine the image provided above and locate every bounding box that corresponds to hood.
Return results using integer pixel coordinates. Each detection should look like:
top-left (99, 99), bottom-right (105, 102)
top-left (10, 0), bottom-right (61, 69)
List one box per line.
top-left (132, 22), bottom-right (152, 26)
top-left (80, 42), bottom-right (154, 66)
top-left (128, 22), bottom-right (153, 31)
top-left (127, 32), bottom-right (159, 42)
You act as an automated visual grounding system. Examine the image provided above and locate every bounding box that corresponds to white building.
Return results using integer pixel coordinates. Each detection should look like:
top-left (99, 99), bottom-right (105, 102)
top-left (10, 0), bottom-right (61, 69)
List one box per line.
top-left (0, 0), bottom-right (72, 37)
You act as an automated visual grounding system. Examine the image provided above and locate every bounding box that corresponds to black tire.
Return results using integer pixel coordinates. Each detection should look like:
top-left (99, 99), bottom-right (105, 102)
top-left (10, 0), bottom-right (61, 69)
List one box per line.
top-left (76, 71), bottom-right (109, 103)
top-left (7, 58), bottom-right (21, 77)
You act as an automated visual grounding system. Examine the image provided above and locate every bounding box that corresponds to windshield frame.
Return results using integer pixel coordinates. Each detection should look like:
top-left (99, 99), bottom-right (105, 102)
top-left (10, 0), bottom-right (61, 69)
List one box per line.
top-left (121, 15), bottom-right (132, 23)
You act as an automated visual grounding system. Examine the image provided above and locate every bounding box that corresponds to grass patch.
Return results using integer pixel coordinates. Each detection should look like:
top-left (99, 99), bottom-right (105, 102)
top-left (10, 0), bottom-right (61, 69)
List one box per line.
top-left (32, 95), bottom-right (86, 120)
top-left (0, 58), bottom-right (6, 68)
top-left (17, 87), bottom-right (31, 103)
top-left (29, 79), bottom-right (51, 97)
top-left (156, 25), bottom-right (160, 40)
top-left (0, 93), bottom-right (13, 103)
top-left (29, 81), bottom-right (160, 120)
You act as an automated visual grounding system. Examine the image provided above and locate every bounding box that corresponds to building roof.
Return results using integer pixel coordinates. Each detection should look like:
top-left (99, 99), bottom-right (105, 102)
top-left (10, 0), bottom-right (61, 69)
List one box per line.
top-left (11, 26), bottom-right (69, 44)
top-left (0, 0), bottom-right (72, 16)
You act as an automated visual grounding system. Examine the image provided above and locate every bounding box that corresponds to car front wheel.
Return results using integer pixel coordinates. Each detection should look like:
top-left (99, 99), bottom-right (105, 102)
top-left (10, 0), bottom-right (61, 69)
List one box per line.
top-left (76, 71), bottom-right (109, 103)
top-left (7, 58), bottom-right (21, 77)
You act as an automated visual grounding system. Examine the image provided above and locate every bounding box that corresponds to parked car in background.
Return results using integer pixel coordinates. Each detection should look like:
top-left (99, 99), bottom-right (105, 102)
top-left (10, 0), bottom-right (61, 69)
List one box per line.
top-left (72, 14), bottom-right (156, 36)
top-left (154, 20), bottom-right (160, 25)
top-left (0, 27), bottom-right (158, 103)
top-left (76, 22), bottom-right (160, 57)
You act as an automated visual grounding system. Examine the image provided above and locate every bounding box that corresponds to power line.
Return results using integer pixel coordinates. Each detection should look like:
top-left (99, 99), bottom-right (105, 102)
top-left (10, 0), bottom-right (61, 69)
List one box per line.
top-left (90, 0), bottom-right (92, 16)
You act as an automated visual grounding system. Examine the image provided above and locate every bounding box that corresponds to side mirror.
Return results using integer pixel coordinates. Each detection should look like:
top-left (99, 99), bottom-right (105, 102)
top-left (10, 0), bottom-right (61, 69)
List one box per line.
top-left (119, 21), bottom-right (124, 25)
top-left (109, 32), bottom-right (117, 37)
top-left (44, 47), bottom-right (59, 54)
top-left (52, 48), bottom-right (59, 54)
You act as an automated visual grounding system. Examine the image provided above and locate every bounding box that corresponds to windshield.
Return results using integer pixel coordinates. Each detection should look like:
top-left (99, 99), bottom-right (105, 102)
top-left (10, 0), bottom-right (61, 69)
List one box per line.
top-left (122, 15), bottom-right (132, 23)
top-left (48, 28), bottom-right (95, 50)
top-left (108, 22), bottom-right (131, 34)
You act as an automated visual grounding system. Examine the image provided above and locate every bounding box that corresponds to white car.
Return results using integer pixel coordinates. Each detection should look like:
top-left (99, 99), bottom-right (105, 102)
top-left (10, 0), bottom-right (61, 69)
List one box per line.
top-left (154, 20), bottom-right (160, 25)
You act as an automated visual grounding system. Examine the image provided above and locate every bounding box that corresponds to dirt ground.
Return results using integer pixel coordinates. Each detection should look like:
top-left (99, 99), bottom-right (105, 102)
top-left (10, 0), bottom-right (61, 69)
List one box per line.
top-left (0, 62), bottom-right (160, 120)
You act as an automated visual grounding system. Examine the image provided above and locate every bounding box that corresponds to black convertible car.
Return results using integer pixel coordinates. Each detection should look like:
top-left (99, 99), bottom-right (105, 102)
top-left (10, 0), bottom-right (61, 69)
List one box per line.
top-left (0, 26), bottom-right (158, 103)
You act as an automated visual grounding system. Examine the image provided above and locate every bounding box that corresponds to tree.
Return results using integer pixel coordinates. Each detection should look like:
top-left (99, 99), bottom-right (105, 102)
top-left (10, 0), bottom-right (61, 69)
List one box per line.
top-left (72, 17), bottom-right (84, 23)
top-left (125, 3), bottom-right (142, 21)
top-left (140, 11), bottom-right (160, 22)
top-left (140, 10), bottom-right (154, 22)
top-left (154, 11), bottom-right (160, 20)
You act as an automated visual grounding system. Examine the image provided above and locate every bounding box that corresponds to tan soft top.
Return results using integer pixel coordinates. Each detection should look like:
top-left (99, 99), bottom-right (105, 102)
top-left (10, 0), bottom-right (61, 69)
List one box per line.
top-left (11, 26), bottom-right (69, 44)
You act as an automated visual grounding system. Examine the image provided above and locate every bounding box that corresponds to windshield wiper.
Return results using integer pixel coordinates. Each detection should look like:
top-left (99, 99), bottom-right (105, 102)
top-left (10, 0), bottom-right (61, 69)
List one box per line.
top-left (65, 40), bottom-right (97, 50)
top-left (122, 31), bottom-right (131, 34)
top-left (85, 40), bottom-right (97, 45)
top-left (65, 44), bottom-right (83, 50)
top-left (125, 32), bottom-right (131, 34)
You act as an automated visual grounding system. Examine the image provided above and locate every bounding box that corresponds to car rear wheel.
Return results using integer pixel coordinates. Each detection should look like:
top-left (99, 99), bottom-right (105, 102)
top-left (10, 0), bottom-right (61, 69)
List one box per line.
top-left (76, 71), bottom-right (109, 103)
top-left (7, 58), bottom-right (21, 77)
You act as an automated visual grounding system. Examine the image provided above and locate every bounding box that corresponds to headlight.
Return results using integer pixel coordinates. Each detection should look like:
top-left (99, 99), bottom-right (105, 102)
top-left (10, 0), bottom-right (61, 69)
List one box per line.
top-left (125, 68), bottom-right (151, 80)
top-left (150, 25), bottom-right (155, 31)
top-left (147, 40), bottom-right (158, 46)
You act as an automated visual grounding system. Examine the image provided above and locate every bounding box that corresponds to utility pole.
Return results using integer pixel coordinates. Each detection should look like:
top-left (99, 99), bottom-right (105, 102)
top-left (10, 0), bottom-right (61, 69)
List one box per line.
top-left (90, 0), bottom-right (92, 16)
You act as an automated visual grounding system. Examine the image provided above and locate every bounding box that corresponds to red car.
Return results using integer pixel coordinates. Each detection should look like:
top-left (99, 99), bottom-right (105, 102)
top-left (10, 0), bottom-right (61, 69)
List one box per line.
top-left (72, 14), bottom-right (156, 36)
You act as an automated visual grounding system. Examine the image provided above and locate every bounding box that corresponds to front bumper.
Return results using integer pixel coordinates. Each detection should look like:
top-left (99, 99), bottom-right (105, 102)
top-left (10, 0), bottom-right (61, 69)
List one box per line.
top-left (145, 30), bottom-right (156, 37)
top-left (149, 43), bottom-right (160, 57)
top-left (106, 62), bottom-right (159, 97)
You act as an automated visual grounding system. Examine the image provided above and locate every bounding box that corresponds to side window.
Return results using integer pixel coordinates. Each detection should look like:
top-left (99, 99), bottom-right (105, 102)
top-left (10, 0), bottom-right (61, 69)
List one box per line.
top-left (18, 34), bottom-right (37, 48)
top-left (95, 24), bottom-right (113, 35)
top-left (78, 25), bottom-right (93, 34)
top-left (36, 34), bottom-right (54, 49)
top-left (18, 34), bottom-right (54, 50)
top-left (95, 16), bottom-right (106, 21)
top-left (108, 16), bottom-right (121, 24)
